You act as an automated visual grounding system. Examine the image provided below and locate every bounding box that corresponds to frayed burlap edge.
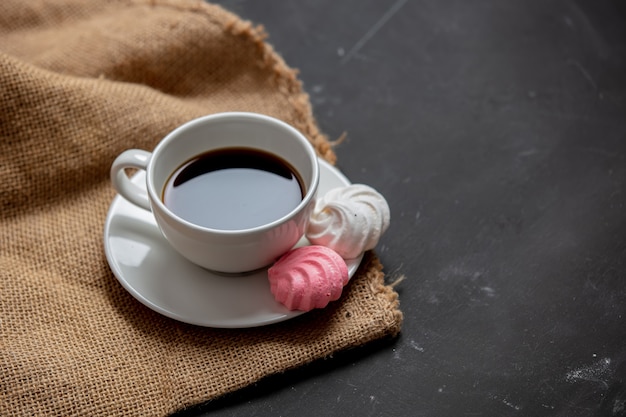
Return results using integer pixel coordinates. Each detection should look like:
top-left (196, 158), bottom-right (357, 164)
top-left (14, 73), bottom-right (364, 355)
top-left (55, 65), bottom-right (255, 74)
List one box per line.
top-left (134, 0), bottom-right (337, 164)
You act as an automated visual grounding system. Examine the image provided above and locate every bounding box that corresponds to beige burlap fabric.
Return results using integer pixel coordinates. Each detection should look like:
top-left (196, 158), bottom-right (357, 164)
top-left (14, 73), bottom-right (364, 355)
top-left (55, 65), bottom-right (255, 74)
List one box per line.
top-left (0, 1), bottom-right (402, 415)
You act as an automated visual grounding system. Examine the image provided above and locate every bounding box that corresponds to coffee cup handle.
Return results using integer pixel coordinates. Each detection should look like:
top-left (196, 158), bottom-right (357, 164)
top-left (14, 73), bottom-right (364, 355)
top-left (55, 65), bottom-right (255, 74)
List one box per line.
top-left (110, 149), bottom-right (152, 211)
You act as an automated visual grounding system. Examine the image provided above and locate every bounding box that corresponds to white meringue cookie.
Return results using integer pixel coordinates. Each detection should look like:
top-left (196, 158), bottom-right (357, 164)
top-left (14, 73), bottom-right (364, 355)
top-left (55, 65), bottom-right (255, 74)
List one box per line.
top-left (306, 184), bottom-right (390, 259)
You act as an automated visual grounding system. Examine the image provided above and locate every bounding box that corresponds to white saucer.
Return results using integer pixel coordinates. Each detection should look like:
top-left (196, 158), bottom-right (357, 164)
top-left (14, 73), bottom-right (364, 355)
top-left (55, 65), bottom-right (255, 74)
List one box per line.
top-left (103, 158), bottom-right (362, 328)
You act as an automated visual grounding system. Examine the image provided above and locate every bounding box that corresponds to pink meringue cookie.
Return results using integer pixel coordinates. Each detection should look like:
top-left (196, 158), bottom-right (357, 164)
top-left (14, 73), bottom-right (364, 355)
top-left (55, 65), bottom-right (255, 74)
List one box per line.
top-left (268, 246), bottom-right (349, 311)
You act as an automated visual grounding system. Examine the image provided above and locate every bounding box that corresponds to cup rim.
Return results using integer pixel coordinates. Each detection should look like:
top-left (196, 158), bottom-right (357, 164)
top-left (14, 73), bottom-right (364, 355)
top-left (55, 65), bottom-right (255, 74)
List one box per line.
top-left (145, 112), bottom-right (320, 235)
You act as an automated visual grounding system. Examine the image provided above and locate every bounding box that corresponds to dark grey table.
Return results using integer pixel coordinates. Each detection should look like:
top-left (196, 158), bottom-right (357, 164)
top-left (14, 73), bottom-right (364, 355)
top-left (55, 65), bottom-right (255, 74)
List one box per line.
top-left (180, 1), bottom-right (626, 416)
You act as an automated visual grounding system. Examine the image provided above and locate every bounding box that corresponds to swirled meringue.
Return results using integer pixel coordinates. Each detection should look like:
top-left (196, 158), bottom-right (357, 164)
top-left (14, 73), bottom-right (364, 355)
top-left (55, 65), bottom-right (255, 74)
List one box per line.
top-left (306, 184), bottom-right (390, 259)
top-left (268, 246), bottom-right (349, 311)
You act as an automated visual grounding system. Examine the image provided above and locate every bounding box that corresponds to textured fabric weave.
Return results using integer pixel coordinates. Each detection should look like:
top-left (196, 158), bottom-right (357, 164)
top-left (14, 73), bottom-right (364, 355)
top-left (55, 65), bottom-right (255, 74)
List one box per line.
top-left (0, 1), bottom-right (402, 415)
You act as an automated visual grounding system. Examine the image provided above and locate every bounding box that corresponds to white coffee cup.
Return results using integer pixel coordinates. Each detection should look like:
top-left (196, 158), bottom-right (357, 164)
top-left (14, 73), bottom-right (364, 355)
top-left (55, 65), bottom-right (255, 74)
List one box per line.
top-left (110, 112), bottom-right (320, 273)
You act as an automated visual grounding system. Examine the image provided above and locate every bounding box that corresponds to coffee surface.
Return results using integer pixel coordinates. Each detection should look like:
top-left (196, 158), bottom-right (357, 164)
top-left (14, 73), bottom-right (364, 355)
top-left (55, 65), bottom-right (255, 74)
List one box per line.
top-left (162, 148), bottom-right (304, 230)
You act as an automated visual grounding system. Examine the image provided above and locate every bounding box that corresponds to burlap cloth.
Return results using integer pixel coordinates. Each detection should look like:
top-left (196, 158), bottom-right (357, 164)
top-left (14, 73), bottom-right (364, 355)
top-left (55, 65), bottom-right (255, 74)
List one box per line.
top-left (0, 1), bottom-right (402, 415)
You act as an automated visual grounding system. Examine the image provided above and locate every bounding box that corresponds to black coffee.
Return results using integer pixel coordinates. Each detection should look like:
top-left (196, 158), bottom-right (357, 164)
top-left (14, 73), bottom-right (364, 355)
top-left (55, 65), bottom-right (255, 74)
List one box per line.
top-left (162, 148), bottom-right (304, 230)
